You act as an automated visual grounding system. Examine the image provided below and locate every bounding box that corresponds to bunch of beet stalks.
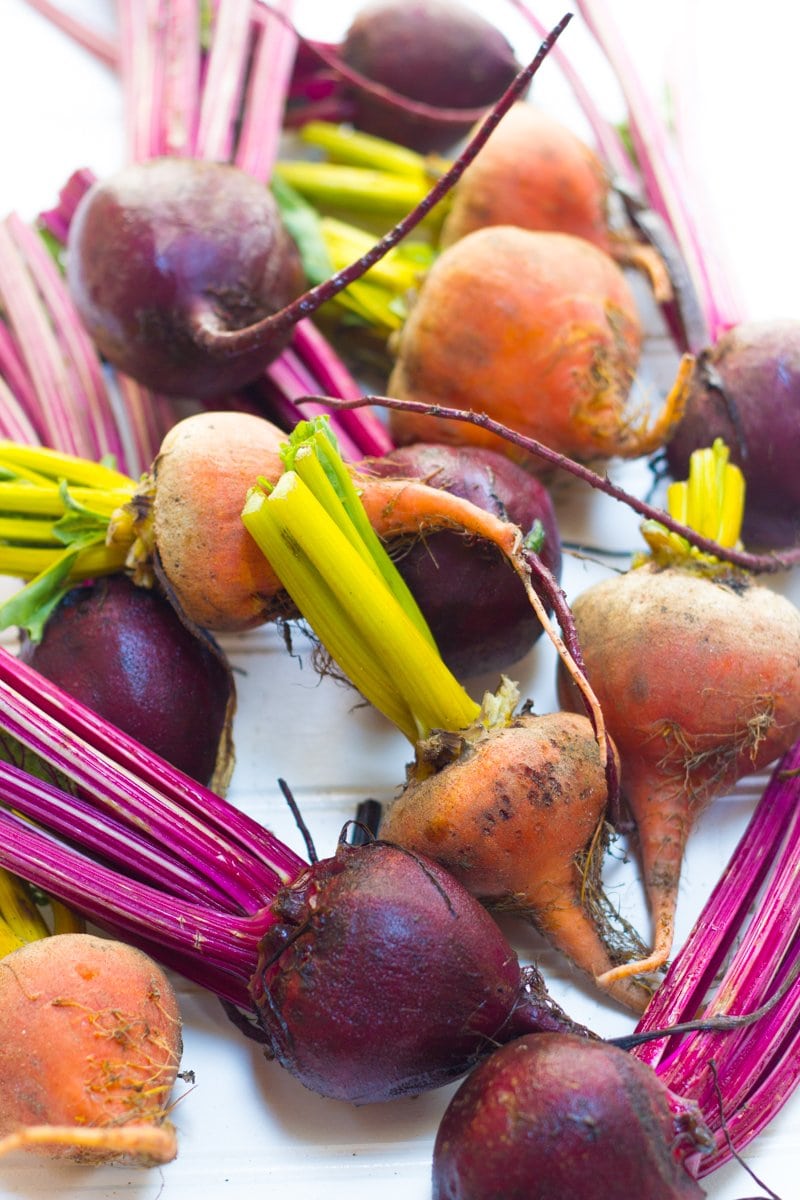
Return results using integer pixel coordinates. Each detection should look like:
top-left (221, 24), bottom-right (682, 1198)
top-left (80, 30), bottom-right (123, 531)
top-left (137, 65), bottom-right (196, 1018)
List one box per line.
top-left (3, 2), bottom-right (800, 1195)
top-left (0, 643), bottom-right (799, 1171)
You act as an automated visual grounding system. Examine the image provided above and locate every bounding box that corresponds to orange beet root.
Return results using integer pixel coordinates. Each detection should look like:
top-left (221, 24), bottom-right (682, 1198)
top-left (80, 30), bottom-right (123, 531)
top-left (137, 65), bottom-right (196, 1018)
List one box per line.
top-left (381, 710), bottom-right (650, 1011)
top-left (140, 410), bottom-right (534, 633)
top-left (386, 226), bottom-right (665, 468)
top-left (0, 933), bottom-right (182, 1165)
top-left (559, 564), bottom-right (800, 983)
top-left (440, 103), bottom-right (613, 251)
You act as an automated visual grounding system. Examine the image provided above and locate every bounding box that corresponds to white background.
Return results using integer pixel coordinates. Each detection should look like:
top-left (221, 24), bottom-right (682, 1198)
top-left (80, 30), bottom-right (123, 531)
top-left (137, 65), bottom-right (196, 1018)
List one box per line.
top-left (1, 2), bottom-right (798, 1198)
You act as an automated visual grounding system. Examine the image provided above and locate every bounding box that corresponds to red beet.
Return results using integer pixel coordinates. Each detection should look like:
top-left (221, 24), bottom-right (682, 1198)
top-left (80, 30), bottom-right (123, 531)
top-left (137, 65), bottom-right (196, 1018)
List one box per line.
top-left (340, 0), bottom-right (521, 152)
top-left (363, 443), bottom-right (562, 677)
top-left (65, 32), bottom-right (562, 400)
top-left (249, 840), bottom-right (592, 1103)
top-left (432, 1033), bottom-right (713, 1199)
top-left (66, 158), bottom-right (307, 399)
top-left (18, 575), bottom-right (235, 790)
top-left (665, 319), bottom-right (800, 548)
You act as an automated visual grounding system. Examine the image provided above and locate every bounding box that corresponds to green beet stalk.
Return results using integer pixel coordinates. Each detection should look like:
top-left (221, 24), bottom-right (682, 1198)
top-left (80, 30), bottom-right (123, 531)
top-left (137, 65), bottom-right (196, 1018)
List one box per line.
top-left (241, 418), bottom-right (482, 745)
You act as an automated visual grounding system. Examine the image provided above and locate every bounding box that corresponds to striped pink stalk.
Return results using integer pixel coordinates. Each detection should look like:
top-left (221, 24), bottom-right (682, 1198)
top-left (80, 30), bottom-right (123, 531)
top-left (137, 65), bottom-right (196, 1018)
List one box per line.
top-left (6, 213), bottom-right (126, 465)
top-left (0, 375), bottom-right (40, 443)
top-left (236, 0), bottom-right (299, 182)
top-left (118, 0), bottom-right (167, 163)
top-left (193, 0), bottom-right (253, 162)
top-left (575, 0), bottom-right (741, 348)
top-left (0, 218), bottom-right (85, 453)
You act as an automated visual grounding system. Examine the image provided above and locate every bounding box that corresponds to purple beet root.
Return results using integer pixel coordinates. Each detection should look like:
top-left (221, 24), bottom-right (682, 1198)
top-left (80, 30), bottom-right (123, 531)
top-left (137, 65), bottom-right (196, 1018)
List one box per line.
top-left (66, 158), bottom-right (307, 398)
top-left (18, 575), bottom-right (235, 790)
top-left (341, 0), bottom-right (521, 152)
top-left (364, 443), bottom-right (562, 677)
top-left (432, 1033), bottom-right (713, 1199)
top-left (65, 36), bottom-right (563, 400)
top-left (250, 839), bottom-right (592, 1103)
top-left (665, 319), bottom-right (800, 548)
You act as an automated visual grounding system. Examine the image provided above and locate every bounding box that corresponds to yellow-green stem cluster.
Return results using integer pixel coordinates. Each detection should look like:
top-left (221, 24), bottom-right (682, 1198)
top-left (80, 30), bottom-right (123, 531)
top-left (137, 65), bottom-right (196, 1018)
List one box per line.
top-left (638, 438), bottom-right (745, 570)
top-left (0, 443), bottom-right (137, 637)
top-left (241, 418), bottom-right (483, 744)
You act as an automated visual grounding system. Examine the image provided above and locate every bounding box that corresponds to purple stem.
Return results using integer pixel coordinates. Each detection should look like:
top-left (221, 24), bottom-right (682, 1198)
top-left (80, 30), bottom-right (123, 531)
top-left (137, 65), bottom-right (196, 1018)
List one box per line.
top-left (38, 167), bottom-right (95, 243)
top-left (1, 648), bottom-right (306, 887)
top-left (191, 16), bottom-right (574, 360)
top-left (630, 740), bottom-right (800, 1171)
top-left (291, 320), bottom-right (394, 457)
top-left (266, 350), bottom-right (363, 460)
top-left (235, 0), bottom-right (298, 183)
top-left (0, 758), bottom-right (232, 908)
top-left (661, 800), bottom-right (800, 1102)
top-left (320, 392), bottom-right (800, 574)
top-left (193, 0), bottom-right (253, 163)
top-left (0, 808), bottom-right (271, 988)
top-left (697, 1019), bottom-right (800, 1175)
top-left (632, 760), bottom-right (798, 1069)
top-left (7, 213), bottom-right (125, 465)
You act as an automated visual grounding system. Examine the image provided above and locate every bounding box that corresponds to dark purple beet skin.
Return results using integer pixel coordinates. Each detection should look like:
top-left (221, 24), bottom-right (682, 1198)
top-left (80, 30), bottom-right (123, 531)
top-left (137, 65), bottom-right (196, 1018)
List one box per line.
top-left (66, 158), bottom-right (307, 399)
top-left (433, 1033), bottom-right (713, 1200)
top-left (18, 575), bottom-right (236, 790)
top-left (64, 37), bottom-right (566, 402)
top-left (665, 319), bottom-right (800, 548)
top-left (341, 0), bottom-right (521, 152)
top-left (364, 443), bottom-right (562, 677)
top-left (249, 840), bottom-right (592, 1104)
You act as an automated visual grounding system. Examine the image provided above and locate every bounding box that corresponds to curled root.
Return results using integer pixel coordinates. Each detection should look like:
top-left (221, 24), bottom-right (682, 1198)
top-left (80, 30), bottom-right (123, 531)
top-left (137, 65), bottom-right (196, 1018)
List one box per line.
top-left (0, 1121), bottom-right (178, 1166)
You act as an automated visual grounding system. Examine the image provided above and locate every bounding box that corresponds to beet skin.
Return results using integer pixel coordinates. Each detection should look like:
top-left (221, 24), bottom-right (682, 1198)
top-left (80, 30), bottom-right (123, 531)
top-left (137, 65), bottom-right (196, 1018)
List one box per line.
top-left (19, 575), bottom-right (235, 790)
top-left (341, 0), bottom-right (520, 152)
top-left (250, 840), bottom-right (590, 1103)
top-left (665, 319), bottom-right (800, 547)
top-left (433, 1033), bottom-right (713, 1199)
top-left (364, 443), bottom-right (562, 677)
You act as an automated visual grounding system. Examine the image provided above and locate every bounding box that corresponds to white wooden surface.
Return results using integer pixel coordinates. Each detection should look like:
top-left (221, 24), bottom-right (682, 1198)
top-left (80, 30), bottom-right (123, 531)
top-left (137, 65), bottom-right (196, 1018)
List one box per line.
top-left (1, 2), bottom-right (798, 1197)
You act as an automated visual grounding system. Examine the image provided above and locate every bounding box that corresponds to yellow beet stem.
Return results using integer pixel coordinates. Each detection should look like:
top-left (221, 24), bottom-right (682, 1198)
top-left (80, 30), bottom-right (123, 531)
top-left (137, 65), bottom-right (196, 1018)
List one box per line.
top-left (315, 217), bottom-right (434, 334)
top-left (0, 515), bottom-right (69, 545)
top-left (640, 437), bottom-right (745, 569)
top-left (321, 217), bottom-right (433, 291)
top-left (0, 442), bottom-right (135, 491)
top-left (286, 426), bottom-right (437, 648)
top-left (47, 897), bottom-right (86, 936)
top-left (0, 444), bottom-right (140, 633)
top-left (0, 869), bottom-right (50, 946)
top-left (0, 482), bottom-right (134, 518)
top-left (0, 541), bottom-right (129, 581)
top-left (242, 471), bottom-right (481, 744)
top-left (297, 120), bottom-right (439, 178)
top-left (273, 161), bottom-right (432, 220)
